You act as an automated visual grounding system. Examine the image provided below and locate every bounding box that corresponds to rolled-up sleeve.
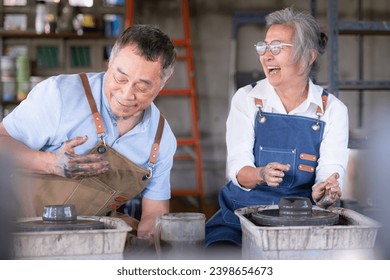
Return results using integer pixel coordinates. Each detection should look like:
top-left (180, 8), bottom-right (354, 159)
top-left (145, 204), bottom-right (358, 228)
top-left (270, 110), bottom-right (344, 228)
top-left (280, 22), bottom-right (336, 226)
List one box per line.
top-left (142, 120), bottom-right (177, 201)
top-left (226, 86), bottom-right (257, 187)
top-left (2, 77), bottom-right (62, 150)
top-left (314, 95), bottom-right (350, 190)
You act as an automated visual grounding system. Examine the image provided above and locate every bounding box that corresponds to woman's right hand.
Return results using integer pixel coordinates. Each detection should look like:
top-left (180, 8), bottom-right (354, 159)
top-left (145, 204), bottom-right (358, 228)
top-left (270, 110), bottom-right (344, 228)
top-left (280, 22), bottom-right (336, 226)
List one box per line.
top-left (258, 162), bottom-right (290, 187)
top-left (237, 162), bottom-right (290, 189)
top-left (51, 136), bottom-right (109, 179)
top-left (312, 172), bottom-right (341, 208)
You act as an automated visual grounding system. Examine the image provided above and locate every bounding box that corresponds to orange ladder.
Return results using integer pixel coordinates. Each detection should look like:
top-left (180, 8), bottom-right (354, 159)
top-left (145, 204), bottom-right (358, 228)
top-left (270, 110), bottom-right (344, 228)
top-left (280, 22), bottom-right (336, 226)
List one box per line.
top-left (125, 0), bottom-right (205, 210)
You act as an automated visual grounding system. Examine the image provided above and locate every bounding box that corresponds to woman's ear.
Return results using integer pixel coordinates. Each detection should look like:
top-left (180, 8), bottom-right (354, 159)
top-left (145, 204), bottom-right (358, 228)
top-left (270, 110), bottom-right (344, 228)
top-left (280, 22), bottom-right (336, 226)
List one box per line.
top-left (309, 50), bottom-right (318, 66)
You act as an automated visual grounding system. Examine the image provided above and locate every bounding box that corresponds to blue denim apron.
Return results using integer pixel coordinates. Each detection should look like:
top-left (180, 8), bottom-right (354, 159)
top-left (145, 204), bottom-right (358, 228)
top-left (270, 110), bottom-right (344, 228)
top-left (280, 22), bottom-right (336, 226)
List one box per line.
top-left (205, 89), bottom-right (328, 247)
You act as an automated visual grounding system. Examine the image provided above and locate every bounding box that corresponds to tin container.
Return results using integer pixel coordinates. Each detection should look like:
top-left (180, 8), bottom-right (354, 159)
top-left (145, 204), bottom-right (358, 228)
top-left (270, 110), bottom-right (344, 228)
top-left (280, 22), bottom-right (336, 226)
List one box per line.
top-left (235, 205), bottom-right (381, 260)
top-left (1, 56), bottom-right (16, 79)
top-left (1, 77), bottom-right (17, 101)
top-left (16, 80), bottom-right (30, 101)
top-left (16, 54), bottom-right (30, 81)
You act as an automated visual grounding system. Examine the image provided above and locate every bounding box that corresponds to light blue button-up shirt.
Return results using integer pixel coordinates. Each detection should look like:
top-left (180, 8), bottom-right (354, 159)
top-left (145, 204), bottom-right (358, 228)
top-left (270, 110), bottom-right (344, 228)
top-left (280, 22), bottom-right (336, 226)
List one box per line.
top-left (3, 72), bottom-right (177, 200)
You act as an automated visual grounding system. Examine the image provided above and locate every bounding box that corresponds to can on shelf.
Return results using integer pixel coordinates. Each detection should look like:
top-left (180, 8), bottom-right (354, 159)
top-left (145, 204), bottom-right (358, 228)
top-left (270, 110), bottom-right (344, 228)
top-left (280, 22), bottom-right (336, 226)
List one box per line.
top-left (16, 55), bottom-right (30, 81)
top-left (1, 77), bottom-right (17, 101)
top-left (1, 56), bottom-right (16, 79)
top-left (17, 80), bottom-right (30, 101)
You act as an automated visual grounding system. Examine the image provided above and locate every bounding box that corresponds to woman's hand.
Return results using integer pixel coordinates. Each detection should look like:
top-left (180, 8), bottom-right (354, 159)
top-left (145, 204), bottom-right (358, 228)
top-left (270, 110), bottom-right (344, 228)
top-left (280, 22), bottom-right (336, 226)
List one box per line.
top-left (236, 163), bottom-right (289, 189)
top-left (51, 136), bottom-right (109, 179)
top-left (258, 162), bottom-right (290, 187)
top-left (312, 172), bottom-right (342, 208)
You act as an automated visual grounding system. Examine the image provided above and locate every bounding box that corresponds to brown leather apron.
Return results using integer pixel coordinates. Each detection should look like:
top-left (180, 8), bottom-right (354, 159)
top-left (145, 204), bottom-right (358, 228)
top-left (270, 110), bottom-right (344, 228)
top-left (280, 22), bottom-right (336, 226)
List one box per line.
top-left (14, 73), bottom-right (165, 218)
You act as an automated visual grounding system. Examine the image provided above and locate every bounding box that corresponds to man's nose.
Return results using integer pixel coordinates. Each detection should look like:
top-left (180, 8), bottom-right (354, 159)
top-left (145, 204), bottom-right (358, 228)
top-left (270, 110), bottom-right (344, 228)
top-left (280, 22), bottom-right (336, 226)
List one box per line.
top-left (122, 84), bottom-right (136, 100)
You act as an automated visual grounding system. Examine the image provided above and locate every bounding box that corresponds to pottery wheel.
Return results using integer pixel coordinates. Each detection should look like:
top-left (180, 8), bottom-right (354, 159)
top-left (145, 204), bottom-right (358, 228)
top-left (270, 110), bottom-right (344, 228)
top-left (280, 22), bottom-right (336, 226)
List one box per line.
top-left (251, 209), bottom-right (339, 226)
top-left (250, 197), bottom-right (339, 226)
top-left (15, 204), bottom-right (105, 232)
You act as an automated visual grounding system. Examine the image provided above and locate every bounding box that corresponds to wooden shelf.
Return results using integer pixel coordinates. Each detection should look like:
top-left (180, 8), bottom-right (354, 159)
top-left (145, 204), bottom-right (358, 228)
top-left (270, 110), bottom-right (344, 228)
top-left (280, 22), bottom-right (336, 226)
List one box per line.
top-left (0, 30), bottom-right (106, 39)
top-left (1, 100), bottom-right (20, 106)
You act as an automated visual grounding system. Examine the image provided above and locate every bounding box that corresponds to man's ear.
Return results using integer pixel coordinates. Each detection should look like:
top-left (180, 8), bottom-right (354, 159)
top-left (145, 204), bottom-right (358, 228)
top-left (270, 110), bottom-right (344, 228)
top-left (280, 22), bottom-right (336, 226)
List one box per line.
top-left (160, 71), bottom-right (174, 90)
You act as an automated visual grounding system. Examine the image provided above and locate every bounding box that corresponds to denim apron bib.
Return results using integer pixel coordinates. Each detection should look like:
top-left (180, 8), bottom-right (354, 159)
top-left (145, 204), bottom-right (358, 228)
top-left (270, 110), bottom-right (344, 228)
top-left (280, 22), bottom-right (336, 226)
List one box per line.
top-left (205, 88), bottom-right (328, 246)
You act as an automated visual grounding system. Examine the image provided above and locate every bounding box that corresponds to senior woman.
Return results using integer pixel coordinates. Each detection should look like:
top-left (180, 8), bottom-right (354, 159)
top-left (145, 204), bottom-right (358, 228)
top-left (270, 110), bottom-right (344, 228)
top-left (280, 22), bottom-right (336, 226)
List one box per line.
top-left (206, 7), bottom-right (349, 248)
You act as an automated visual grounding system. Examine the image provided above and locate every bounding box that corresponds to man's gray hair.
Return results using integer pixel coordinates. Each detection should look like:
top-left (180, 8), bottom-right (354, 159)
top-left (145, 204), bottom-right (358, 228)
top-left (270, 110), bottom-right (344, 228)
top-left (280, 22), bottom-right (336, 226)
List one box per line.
top-left (109, 24), bottom-right (176, 84)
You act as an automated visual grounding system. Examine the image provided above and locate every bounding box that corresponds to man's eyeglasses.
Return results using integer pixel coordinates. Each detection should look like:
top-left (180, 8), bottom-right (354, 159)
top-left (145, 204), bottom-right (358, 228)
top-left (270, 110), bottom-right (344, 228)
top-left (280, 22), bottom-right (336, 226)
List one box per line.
top-left (254, 40), bottom-right (294, 56)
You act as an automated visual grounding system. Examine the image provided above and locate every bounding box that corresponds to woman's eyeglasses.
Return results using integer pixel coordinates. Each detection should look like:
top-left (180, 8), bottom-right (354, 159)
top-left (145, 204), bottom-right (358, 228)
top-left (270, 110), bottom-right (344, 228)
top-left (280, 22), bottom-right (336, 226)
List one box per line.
top-left (254, 40), bottom-right (293, 56)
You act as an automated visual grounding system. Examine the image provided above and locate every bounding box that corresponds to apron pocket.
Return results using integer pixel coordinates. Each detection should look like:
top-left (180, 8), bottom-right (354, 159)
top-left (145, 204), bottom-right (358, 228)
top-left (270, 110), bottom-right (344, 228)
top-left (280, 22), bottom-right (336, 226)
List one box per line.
top-left (65, 177), bottom-right (115, 216)
top-left (257, 146), bottom-right (296, 189)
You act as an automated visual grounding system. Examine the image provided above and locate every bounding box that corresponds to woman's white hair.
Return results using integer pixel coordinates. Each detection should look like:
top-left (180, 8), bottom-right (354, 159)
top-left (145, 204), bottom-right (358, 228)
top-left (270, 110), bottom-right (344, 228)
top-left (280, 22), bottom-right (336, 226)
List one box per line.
top-left (266, 7), bottom-right (328, 77)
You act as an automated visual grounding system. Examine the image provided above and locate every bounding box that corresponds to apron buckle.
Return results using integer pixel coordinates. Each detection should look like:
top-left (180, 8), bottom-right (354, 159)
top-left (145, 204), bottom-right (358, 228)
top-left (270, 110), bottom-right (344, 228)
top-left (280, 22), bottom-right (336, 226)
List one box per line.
top-left (256, 104), bottom-right (266, 123)
top-left (97, 134), bottom-right (107, 154)
top-left (311, 112), bottom-right (322, 131)
top-left (142, 166), bottom-right (153, 181)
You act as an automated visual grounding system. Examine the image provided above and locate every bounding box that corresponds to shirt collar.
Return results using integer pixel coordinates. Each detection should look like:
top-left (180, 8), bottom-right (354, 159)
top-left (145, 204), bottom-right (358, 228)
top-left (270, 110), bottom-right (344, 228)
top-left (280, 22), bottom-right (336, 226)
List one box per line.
top-left (247, 78), bottom-right (324, 113)
top-left (306, 80), bottom-right (325, 112)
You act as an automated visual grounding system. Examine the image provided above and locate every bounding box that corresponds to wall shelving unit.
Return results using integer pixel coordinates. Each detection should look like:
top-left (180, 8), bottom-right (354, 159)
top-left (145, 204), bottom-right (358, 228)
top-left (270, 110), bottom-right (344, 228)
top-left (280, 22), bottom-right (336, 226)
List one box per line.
top-left (0, 0), bottom-right (126, 119)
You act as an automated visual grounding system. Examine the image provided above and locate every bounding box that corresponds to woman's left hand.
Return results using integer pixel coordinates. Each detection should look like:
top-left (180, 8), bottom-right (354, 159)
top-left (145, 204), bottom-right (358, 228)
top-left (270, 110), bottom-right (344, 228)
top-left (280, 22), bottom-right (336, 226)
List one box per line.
top-left (312, 172), bottom-right (342, 208)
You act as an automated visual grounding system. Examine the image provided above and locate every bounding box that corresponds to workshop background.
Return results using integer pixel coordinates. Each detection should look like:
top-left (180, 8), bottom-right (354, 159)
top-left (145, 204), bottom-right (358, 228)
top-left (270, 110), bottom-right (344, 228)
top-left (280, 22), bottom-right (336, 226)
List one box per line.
top-left (1, 0), bottom-right (389, 219)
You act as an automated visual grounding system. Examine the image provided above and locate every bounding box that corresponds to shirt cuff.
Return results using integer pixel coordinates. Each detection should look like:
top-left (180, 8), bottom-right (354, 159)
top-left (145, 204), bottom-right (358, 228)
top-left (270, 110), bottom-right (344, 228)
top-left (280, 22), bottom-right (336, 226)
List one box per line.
top-left (231, 176), bottom-right (252, 192)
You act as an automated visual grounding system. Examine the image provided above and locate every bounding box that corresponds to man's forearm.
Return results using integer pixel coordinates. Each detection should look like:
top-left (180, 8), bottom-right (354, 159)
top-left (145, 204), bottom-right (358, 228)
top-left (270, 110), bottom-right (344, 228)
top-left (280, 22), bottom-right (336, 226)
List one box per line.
top-left (138, 198), bottom-right (169, 238)
top-left (0, 127), bottom-right (55, 175)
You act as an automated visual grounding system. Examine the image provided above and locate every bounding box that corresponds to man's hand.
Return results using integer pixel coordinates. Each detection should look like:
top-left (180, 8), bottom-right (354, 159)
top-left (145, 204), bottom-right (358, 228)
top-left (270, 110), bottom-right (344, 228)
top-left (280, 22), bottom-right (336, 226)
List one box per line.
top-left (138, 198), bottom-right (169, 238)
top-left (52, 136), bottom-right (109, 179)
top-left (312, 172), bottom-right (342, 208)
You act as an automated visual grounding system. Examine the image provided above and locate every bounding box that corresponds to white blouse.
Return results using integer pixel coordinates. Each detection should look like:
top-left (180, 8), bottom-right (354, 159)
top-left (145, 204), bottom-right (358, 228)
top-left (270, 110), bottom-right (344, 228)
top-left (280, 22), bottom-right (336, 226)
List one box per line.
top-left (226, 78), bottom-right (350, 191)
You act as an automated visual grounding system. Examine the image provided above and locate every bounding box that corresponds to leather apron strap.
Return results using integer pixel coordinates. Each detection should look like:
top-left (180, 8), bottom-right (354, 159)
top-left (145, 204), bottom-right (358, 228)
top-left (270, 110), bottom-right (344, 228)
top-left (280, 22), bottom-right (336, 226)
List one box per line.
top-left (79, 72), bottom-right (164, 170)
top-left (79, 72), bottom-right (105, 136)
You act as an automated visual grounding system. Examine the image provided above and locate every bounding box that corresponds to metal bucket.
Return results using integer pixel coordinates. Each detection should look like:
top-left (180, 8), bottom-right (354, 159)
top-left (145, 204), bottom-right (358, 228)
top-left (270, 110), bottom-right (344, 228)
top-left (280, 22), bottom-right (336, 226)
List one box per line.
top-left (154, 212), bottom-right (205, 259)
